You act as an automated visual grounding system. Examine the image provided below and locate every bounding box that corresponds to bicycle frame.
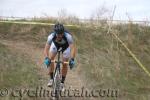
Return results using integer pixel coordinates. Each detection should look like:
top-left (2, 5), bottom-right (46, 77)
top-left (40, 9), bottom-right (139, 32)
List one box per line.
top-left (51, 48), bottom-right (68, 99)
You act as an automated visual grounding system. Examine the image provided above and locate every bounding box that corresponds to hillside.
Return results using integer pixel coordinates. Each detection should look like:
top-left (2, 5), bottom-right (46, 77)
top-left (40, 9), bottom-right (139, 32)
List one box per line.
top-left (0, 22), bottom-right (150, 100)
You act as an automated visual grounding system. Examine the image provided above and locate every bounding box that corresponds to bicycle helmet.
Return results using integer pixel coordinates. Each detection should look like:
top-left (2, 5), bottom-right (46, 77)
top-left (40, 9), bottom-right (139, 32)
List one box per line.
top-left (54, 23), bottom-right (64, 34)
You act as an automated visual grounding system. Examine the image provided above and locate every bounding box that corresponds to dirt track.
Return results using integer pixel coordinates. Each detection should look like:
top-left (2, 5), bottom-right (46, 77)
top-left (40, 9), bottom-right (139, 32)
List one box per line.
top-left (0, 40), bottom-right (95, 100)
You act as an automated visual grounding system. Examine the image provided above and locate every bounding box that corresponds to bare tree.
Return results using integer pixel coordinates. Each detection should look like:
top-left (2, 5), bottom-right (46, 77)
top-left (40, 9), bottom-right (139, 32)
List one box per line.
top-left (57, 8), bottom-right (68, 23)
top-left (90, 4), bottom-right (111, 26)
top-left (57, 8), bottom-right (79, 25)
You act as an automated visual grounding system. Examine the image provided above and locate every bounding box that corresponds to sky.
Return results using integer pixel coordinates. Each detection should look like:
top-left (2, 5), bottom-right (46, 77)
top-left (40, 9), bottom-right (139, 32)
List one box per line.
top-left (0, 0), bottom-right (150, 20)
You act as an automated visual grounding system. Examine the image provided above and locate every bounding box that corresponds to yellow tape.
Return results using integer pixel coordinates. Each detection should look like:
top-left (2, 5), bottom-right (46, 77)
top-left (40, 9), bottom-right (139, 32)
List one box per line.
top-left (107, 6), bottom-right (150, 77)
top-left (111, 30), bottom-right (150, 77)
top-left (0, 20), bottom-right (79, 27)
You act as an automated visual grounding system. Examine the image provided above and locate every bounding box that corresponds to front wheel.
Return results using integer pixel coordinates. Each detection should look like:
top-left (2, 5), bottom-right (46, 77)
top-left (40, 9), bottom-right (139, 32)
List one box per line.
top-left (52, 70), bottom-right (61, 99)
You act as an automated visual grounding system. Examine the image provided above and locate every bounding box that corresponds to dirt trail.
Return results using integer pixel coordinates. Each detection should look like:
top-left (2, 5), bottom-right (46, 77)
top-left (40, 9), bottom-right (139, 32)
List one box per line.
top-left (0, 40), bottom-right (91, 100)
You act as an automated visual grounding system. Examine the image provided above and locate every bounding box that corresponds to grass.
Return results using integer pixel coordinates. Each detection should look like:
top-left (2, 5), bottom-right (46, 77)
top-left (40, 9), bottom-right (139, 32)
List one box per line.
top-left (75, 23), bottom-right (150, 100)
top-left (0, 21), bottom-right (150, 100)
top-left (0, 43), bottom-right (38, 85)
top-left (0, 43), bottom-right (40, 100)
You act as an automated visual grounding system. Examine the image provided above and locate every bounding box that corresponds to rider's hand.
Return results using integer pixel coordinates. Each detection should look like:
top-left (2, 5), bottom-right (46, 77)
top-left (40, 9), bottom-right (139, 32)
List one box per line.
top-left (44, 57), bottom-right (51, 67)
top-left (69, 58), bottom-right (75, 70)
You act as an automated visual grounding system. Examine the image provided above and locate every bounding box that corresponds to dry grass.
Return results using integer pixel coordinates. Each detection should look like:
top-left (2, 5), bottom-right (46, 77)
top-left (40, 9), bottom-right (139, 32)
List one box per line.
top-left (0, 21), bottom-right (150, 100)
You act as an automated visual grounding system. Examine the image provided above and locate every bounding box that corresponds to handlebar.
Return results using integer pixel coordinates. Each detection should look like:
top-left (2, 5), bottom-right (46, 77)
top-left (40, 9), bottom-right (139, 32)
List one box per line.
top-left (51, 60), bottom-right (69, 64)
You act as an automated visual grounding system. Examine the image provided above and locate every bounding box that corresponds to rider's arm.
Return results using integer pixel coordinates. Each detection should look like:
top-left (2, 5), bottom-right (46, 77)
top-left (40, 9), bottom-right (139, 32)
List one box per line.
top-left (66, 33), bottom-right (76, 58)
top-left (44, 43), bottom-right (50, 58)
top-left (44, 33), bottom-right (54, 58)
top-left (70, 43), bottom-right (76, 59)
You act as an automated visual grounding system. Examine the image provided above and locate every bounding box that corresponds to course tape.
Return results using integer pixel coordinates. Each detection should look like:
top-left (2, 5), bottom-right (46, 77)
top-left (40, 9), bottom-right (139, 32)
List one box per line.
top-left (0, 20), bottom-right (79, 27)
top-left (111, 30), bottom-right (150, 77)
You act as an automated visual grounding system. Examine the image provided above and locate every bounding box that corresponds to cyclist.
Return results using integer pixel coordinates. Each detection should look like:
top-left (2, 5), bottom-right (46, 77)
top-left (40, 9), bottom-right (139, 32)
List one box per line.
top-left (44, 23), bottom-right (76, 90)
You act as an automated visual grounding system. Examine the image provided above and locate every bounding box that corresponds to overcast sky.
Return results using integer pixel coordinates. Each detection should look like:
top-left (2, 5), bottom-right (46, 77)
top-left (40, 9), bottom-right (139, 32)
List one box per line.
top-left (0, 0), bottom-right (150, 20)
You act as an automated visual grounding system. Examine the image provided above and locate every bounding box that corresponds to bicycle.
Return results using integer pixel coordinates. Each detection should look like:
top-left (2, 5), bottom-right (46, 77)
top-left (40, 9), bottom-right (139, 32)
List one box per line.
top-left (50, 47), bottom-right (68, 99)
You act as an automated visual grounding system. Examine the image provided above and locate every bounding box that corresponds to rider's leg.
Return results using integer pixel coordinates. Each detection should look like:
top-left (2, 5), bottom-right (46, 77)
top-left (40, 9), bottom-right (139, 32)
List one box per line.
top-left (48, 52), bottom-right (57, 79)
top-left (61, 58), bottom-right (69, 83)
top-left (47, 52), bottom-right (56, 87)
top-left (48, 42), bottom-right (57, 80)
top-left (61, 47), bottom-right (71, 83)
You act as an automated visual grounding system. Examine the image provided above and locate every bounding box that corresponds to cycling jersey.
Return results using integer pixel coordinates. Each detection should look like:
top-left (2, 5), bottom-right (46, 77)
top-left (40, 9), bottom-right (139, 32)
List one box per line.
top-left (47, 32), bottom-right (73, 52)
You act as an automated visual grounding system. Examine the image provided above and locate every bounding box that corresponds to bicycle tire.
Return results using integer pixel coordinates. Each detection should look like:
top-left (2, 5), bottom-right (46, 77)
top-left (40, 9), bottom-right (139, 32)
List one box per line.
top-left (53, 69), bottom-right (61, 99)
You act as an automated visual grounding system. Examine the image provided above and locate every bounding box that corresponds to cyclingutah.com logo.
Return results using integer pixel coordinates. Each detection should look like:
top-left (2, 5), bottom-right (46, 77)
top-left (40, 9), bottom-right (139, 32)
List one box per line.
top-left (0, 87), bottom-right (119, 98)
